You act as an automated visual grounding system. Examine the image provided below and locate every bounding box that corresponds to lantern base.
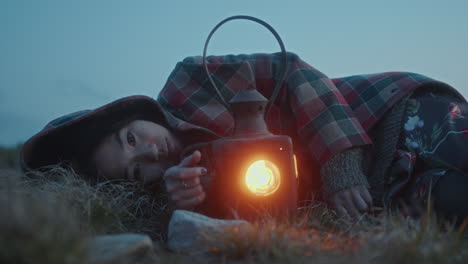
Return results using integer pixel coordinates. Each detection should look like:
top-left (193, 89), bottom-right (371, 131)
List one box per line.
top-left (188, 134), bottom-right (298, 220)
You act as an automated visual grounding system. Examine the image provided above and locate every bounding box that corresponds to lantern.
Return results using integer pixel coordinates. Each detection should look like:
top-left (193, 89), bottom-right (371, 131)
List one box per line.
top-left (182, 16), bottom-right (298, 220)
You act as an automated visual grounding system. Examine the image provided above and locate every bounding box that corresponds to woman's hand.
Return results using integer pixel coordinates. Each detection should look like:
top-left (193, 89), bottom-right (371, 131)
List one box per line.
top-left (163, 150), bottom-right (207, 210)
top-left (331, 185), bottom-right (373, 219)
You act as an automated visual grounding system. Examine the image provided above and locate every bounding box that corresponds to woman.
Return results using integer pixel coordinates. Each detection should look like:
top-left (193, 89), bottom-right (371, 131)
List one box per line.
top-left (21, 52), bottom-right (468, 221)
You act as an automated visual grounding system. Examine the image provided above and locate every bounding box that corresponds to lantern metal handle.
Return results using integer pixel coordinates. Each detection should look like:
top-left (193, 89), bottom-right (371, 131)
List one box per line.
top-left (202, 15), bottom-right (288, 115)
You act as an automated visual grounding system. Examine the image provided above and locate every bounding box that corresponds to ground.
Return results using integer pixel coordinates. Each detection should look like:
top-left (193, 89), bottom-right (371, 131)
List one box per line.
top-left (0, 146), bottom-right (467, 264)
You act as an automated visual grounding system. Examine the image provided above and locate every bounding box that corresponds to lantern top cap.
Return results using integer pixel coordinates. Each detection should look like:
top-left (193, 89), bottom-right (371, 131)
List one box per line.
top-left (229, 89), bottom-right (268, 104)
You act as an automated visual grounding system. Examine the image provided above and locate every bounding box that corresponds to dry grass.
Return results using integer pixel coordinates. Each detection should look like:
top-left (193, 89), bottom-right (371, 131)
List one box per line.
top-left (0, 144), bottom-right (22, 169)
top-left (0, 168), bottom-right (87, 264)
top-left (22, 166), bottom-right (172, 241)
top-left (0, 167), bottom-right (467, 264)
top-left (215, 214), bottom-right (467, 263)
top-left (0, 166), bottom-right (170, 263)
top-left (169, 205), bottom-right (467, 264)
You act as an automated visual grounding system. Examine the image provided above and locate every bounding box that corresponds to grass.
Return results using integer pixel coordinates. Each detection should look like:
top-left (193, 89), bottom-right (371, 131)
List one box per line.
top-left (187, 208), bottom-right (468, 264)
top-left (0, 169), bottom-right (87, 264)
top-left (0, 166), bottom-right (170, 264)
top-left (0, 144), bottom-right (22, 169)
top-left (0, 146), bottom-right (467, 263)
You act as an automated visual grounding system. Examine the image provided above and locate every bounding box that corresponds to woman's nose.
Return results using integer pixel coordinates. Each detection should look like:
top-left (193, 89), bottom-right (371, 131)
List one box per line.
top-left (135, 143), bottom-right (159, 162)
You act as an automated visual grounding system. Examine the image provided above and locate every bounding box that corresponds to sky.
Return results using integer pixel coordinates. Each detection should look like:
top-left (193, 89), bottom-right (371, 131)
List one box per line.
top-left (1, 0), bottom-right (467, 146)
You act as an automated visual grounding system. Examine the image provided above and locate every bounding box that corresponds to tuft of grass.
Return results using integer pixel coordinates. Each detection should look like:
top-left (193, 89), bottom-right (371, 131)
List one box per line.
top-left (361, 213), bottom-right (468, 264)
top-left (0, 144), bottom-right (22, 169)
top-left (0, 167), bottom-right (171, 264)
top-left (0, 169), bottom-right (88, 264)
top-left (0, 167), bottom-right (467, 264)
top-left (23, 166), bottom-right (172, 241)
top-left (176, 204), bottom-right (468, 264)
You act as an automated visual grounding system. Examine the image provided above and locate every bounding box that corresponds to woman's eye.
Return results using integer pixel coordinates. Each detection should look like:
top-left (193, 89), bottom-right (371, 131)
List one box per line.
top-left (126, 132), bottom-right (136, 146)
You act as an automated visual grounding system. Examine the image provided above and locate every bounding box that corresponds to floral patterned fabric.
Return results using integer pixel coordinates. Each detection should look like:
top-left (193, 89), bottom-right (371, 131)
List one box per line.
top-left (383, 93), bottom-right (468, 209)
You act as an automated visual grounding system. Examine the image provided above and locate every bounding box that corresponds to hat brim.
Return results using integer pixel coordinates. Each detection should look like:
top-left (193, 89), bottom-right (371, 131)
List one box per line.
top-left (21, 95), bottom-right (169, 171)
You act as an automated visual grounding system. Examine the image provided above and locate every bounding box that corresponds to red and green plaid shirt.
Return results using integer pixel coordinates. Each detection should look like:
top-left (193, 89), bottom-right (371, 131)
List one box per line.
top-left (157, 53), bottom-right (460, 165)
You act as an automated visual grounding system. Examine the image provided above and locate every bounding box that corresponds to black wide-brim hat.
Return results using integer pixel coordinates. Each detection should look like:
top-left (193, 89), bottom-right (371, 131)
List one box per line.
top-left (21, 95), bottom-right (170, 171)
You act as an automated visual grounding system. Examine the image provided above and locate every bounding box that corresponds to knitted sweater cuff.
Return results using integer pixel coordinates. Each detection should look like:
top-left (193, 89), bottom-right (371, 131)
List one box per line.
top-left (320, 148), bottom-right (369, 201)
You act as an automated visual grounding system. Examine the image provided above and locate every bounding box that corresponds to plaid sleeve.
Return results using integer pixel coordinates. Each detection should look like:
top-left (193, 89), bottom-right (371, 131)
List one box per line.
top-left (158, 53), bottom-right (373, 165)
top-left (284, 57), bottom-right (372, 165)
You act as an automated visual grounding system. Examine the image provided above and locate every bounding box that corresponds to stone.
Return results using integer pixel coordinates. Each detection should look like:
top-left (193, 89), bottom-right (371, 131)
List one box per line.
top-left (87, 233), bottom-right (154, 264)
top-left (167, 210), bottom-right (250, 253)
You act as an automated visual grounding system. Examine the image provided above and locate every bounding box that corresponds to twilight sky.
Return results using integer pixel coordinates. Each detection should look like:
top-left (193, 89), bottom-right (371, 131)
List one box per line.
top-left (1, 0), bottom-right (467, 146)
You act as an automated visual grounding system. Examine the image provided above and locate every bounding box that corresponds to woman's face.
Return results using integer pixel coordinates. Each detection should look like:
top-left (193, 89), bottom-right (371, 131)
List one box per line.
top-left (92, 120), bottom-right (183, 183)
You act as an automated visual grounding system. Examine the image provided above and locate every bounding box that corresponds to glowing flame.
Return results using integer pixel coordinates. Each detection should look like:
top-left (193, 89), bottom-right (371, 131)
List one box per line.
top-left (245, 160), bottom-right (280, 196)
top-left (293, 154), bottom-right (298, 179)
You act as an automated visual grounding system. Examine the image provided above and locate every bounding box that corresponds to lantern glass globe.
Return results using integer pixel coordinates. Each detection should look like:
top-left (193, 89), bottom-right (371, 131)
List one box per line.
top-left (245, 160), bottom-right (281, 196)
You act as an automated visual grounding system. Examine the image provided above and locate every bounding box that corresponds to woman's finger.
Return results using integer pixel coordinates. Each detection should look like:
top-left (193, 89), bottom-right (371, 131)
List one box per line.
top-left (164, 166), bottom-right (205, 185)
top-left (332, 194), bottom-right (350, 218)
top-left (179, 176), bottom-right (201, 188)
top-left (179, 150), bottom-right (202, 167)
top-left (171, 184), bottom-right (204, 202)
top-left (176, 191), bottom-right (206, 210)
top-left (351, 188), bottom-right (369, 212)
top-left (176, 167), bottom-right (206, 181)
top-left (165, 171), bottom-right (203, 193)
top-left (333, 201), bottom-right (350, 218)
top-left (358, 186), bottom-right (373, 208)
top-left (340, 191), bottom-right (360, 218)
